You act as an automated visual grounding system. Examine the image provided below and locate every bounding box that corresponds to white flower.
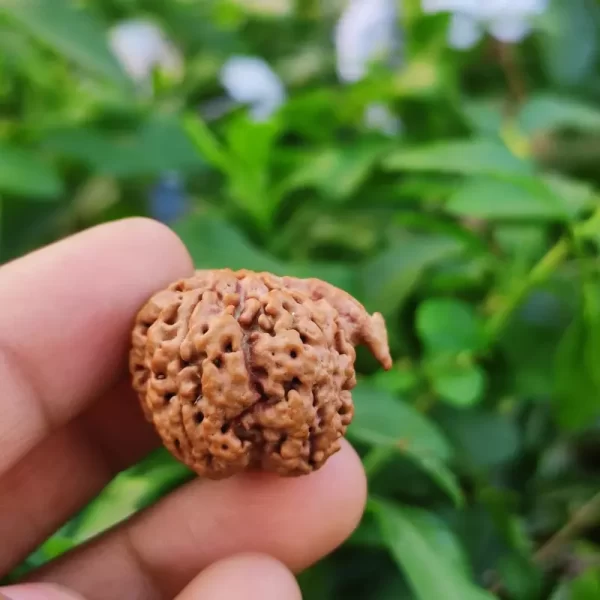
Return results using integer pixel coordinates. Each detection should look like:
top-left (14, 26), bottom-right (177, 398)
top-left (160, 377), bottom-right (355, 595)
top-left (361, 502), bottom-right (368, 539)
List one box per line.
top-left (422, 0), bottom-right (548, 49)
top-left (219, 56), bottom-right (287, 121)
top-left (334, 0), bottom-right (403, 136)
top-left (364, 102), bottom-right (403, 136)
top-left (109, 19), bottom-right (183, 84)
top-left (334, 0), bottom-right (401, 83)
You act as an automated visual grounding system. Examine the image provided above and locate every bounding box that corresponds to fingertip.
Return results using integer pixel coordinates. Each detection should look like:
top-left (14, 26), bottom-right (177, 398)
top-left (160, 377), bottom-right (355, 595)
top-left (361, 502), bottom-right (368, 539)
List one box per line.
top-left (92, 217), bottom-right (195, 281)
top-left (335, 438), bottom-right (368, 536)
top-left (176, 553), bottom-right (301, 600)
top-left (308, 439), bottom-right (368, 558)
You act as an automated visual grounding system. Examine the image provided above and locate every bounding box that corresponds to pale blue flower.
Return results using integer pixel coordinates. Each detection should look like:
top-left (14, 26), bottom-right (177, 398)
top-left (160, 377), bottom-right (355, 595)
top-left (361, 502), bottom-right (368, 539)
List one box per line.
top-left (364, 102), bottom-right (403, 136)
top-left (219, 56), bottom-right (287, 122)
top-left (109, 19), bottom-right (183, 84)
top-left (334, 0), bottom-right (403, 136)
top-left (422, 0), bottom-right (549, 49)
top-left (334, 0), bottom-right (401, 83)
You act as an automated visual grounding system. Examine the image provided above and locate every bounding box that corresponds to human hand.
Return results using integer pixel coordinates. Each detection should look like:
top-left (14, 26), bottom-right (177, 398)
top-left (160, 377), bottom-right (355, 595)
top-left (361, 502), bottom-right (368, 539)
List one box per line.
top-left (0, 219), bottom-right (367, 600)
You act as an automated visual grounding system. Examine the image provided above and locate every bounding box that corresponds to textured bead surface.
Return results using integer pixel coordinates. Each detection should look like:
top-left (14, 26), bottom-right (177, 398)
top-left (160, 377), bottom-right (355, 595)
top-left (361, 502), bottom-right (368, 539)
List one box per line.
top-left (130, 269), bottom-right (391, 479)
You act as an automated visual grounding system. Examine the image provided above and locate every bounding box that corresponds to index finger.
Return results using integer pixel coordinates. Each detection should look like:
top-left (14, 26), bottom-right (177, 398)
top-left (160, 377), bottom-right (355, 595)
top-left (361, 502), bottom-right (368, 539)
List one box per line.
top-left (0, 217), bottom-right (194, 475)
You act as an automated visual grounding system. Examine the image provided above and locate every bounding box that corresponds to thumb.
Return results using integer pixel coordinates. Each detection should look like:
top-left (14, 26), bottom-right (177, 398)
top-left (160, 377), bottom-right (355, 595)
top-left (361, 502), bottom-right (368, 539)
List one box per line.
top-left (1, 583), bottom-right (85, 600)
top-left (176, 553), bottom-right (302, 600)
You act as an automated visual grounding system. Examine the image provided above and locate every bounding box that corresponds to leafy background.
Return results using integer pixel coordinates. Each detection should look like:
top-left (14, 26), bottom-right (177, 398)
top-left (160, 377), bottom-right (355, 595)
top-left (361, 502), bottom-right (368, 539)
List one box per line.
top-left (1, 0), bottom-right (600, 598)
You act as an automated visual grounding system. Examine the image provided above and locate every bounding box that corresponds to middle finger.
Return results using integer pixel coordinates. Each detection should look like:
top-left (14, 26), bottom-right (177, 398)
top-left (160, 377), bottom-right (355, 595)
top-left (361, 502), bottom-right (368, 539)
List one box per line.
top-left (29, 441), bottom-right (366, 600)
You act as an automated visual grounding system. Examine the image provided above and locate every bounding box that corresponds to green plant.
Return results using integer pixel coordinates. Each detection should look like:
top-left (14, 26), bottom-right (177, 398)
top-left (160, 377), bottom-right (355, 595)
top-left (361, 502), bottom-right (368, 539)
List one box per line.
top-left (1, 0), bottom-right (600, 598)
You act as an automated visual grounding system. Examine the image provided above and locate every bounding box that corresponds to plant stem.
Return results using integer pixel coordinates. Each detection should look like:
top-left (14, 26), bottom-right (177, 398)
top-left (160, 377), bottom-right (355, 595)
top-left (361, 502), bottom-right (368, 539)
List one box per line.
top-left (484, 206), bottom-right (600, 344)
top-left (535, 491), bottom-right (600, 565)
top-left (484, 237), bottom-right (570, 343)
top-left (493, 39), bottom-right (527, 117)
top-left (487, 491), bottom-right (600, 596)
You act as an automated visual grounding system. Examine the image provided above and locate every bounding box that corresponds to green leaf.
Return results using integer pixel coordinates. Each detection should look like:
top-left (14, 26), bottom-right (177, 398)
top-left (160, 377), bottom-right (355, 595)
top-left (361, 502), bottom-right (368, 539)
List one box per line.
top-left (297, 561), bottom-right (336, 600)
top-left (349, 383), bottom-right (453, 460)
top-left (555, 313), bottom-right (600, 431)
top-left (224, 114), bottom-right (281, 172)
top-left (223, 115), bottom-right (282, 228)
top-left (0, 145), bottom-right (63, 199)
top-left (370, 577), bottom-right (415, 600)
top-left (436, 409), bottom-right (521, 469)
top-left (543, 174), bottom-right (597, 217)
top-left (73, 475), bottom-right (156, 542)
top-left (175, 213), bottom-right (356, 292)
top-left (418, 297), bottom-right (488, 408)
top-left (462, 98), bottom-right (504, 136)
top-left (411, 453), bottom-right (465, 508)
top-left (554, 278), bottom-right (600, 431)
top-left (176, 213), bottom-right (285, 273)
top-left (0, 0), bottom-right (130, 87)
top-left (42, 115), bottom-right (204, 177)
top-left (371, 366), bottom-right (419, 395)
top-left (383, 139), bottom-right (532, 176)
top-left (538, 0), bottom-right (599, 88)
top-left (183, 112), bottom-right (232, 173)
top-left (518, 94), bottom-right (600, 135)
top-left (73, 449), bottom-right (191, 543)
top-left (497, 554), bottom-right (544, 600)
top-left (431, 363), bottom-right (487, 408)
top-left (446, 176), bottom-right (571, 221)
top-left (22, 535), bottom-right (75, 572)
top-left (360, 234), bottom-right (465, 316)
top-left (551, 569), bottom-right (600, 599)
top-left (279, 142), bottom-right (388, 201)
top-left (499, 289), bottom-right (568, 398)
top-left (38, 536), bottom-right (75, 561)
top-left (417, 299), bottom-right (485, 355)
top-left (351, 382), bottom-right (462, 504)
top-left (370, 499), bottom-right (497, 600)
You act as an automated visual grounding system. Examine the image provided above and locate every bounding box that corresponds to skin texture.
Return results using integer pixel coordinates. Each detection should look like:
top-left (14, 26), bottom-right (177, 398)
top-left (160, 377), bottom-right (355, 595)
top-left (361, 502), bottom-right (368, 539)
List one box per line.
top-left (0, 218), bottom-right (367, 600)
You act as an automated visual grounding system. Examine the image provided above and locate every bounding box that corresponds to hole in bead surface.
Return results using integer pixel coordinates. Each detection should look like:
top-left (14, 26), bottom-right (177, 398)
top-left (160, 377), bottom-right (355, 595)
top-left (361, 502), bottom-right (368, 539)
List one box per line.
top-left (290, 350), bottom-right (297, 359)
top-left (213, 357), bottom-right (222, 368)
top-left (195, 412), bottom-right (204, 424)
top-left (224, 341), bottom-right (233, 353)
top-left (221, 423), bottom-right (230, 433)
top-left (284, 377), bottom-right (302, 394)
top-left (277, 434), bottom-right (288, 452)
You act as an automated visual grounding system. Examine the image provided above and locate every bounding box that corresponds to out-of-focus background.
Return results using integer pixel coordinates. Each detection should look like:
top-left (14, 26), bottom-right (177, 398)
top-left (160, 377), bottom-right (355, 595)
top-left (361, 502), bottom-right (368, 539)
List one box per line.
top-left (2, 0), bottom-right (600, 597)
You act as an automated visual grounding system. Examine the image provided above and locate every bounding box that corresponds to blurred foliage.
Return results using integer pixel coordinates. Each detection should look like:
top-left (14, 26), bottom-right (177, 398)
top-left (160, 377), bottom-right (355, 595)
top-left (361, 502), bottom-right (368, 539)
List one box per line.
top-left (2, 0), bottom-right (600, 598)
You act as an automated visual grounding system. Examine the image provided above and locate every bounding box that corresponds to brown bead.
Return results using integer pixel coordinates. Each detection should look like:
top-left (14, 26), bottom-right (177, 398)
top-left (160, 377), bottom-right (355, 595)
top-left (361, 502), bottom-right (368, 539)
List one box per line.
top-left (129, 269), bottom-right (391, 479)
